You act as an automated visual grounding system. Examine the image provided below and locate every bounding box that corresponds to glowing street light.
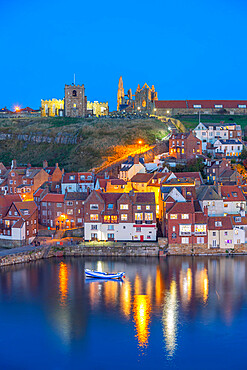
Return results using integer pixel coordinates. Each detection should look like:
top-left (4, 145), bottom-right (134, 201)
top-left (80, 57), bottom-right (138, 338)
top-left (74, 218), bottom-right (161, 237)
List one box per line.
top-left (15, 106), bottom-right (20, 112)
top-left (138, 140), bottom-right (143, 145)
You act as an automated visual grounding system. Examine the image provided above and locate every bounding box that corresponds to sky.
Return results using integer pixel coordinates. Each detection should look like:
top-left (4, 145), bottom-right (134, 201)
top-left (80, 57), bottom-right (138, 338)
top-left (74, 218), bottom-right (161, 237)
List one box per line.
top-left (0, 0), bottom-right (247, 110)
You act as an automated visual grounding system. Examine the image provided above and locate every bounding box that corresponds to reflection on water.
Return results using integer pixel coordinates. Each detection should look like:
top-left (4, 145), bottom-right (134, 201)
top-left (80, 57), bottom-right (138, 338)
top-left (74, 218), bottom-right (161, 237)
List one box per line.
top-left (1, 256), bottom-right (247, 368)
top-left (162, 280), bottom-right (178, 357)
top-left (59, 262), bottom-right (69, 306)
top-left (133, 295), bottom-right (151, 348)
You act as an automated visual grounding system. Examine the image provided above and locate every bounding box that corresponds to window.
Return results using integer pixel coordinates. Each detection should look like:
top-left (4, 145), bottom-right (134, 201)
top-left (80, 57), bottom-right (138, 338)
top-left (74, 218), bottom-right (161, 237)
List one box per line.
top-left (108, 204), bottom-right (113, 209)
top-left (197, 237), bottom-right (204, 244)
top-left (69, 175), bottom-right (75, 180)
top-left (104, 215), bottom-right (110, 223)
top-left (72, 90), bottom-right (77, 97)
top-left (195, 224), bottom-right (206, 235)
top-left (67, 209), bottom-right (73, 215)
top-left (80, 175), bottom-right (85, 180)
top-left (121, 214), bottom-right (127, 221)
top-left (235, 217), bottom-right (241, 222)
top-left (181, 214), bottom-right (189, 219)
top-left (170, 214), bottom-right (177, 219)
top-left (136, 227), bottom-right (141, 232)
top-left (91, 225), bottom-right (97, 230)
top-left (78, 218), bottom-right (82, 223)
top-left (224, 231), bottom-right (228, 236)
top-left (135, 213), bottom-right (143, 223)
top-left (179, 224), bottom-right (191, 236)
top-left (213, 231), bottom-right (216, 236)
top-left (9, 180), bottom-right (13, 185)
top-left (90, 204), bottom-right (98, 210)
top-left (215, 221), bottom-right (222, 227)
top-left (182, 237), bottom-right (189, 244)
top-left (34, 229), bottom-right (36, 234)
top-left (137, 205), bottom-right (141, 210)
top-left (67, 201), bottom-right (73, 206)
top-left (111, 215), bottom-right (117, 223)
top-left (146, 205), bottom-right (150, 210)
top-left (193, 105), bottom-right (201, 108)
top-left (57, 203), bottom-right (62, 208)
top-left (108, 225), bottom-right (114, 230)
top-left (120, 204), bottom-right (128, 210)
top-left (90, 214), bottom-right (98, 221)
top-left (145, 213), bottom-right (153, 222)
top-left (11, 172), bottom-right (15, 177)
top-left (91, 233), bottom-right (98, 240)
top-left (215, 104), bottom-right (223, 108)
top-left (107, 233), bottom-right (114, 240)
top-left (238, 105), bottom-right (246, 108)
top-left (9, 211), bottom-right (12, 216)
top-left (57, 212), bottom-right (62, 217)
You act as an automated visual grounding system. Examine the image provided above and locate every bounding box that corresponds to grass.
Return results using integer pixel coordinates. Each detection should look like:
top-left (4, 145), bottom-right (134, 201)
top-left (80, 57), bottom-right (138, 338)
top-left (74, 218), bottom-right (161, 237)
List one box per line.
top-left (174, 114), bottom-right (247, 131)
top-left (0, 116), bottom-right (168, 171)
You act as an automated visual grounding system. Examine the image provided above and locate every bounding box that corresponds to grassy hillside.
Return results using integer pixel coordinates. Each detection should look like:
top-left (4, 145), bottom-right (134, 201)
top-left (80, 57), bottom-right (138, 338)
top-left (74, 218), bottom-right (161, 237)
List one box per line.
top-left (0, 117), bottom-right (168, 171)
top-left (174, 114), bottom-right (247, 131)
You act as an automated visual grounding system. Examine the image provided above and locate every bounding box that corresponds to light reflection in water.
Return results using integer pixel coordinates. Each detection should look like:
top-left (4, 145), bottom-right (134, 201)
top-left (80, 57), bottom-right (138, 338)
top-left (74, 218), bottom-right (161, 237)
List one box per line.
top-left (195, 268), bottom-right (209, 304)
top-left (203, 268), bottom-right (209, 304)
top-left (120, 280), bottom-right (132, 318)
top-left (133, 295), bottom-right (151, 348)
top-left (155, 266), bottom-right (164, 306)
top-left (59, 262), bottom-right (68, 306)
top-left (162, 280), bottom-right (178, 358)
top-left (134, 274), bottom-right (142, 295)
top-left (180, 268), bottom-right (192, 307)
top-left (104, 280), bottom-right (119, 307)
top-left (146, 275), bottom-right (152, 297)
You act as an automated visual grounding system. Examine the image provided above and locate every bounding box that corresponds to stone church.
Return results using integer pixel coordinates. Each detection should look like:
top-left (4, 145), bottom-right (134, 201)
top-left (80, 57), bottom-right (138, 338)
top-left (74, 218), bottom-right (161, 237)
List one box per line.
top-left (117, 76), bottom-right (158, 113)
top-left (64, 84), bottom-right (87, 117)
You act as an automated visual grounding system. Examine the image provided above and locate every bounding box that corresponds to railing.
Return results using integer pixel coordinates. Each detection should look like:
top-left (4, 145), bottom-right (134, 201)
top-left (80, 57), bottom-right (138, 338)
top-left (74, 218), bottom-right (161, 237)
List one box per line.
top-left (135, 221), bottom-right (143, 225)
top-left (179, 232), bottom-right (191, 236)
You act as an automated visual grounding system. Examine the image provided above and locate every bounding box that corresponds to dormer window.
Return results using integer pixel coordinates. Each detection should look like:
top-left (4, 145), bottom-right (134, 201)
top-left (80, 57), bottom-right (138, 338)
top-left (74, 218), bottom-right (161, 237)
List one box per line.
top-left (108, 204), bottom-right (113, 209)
top-left (69, 175), bottom-right (75, 181)
top-left (215, 221), bottom-right (222, 227)
top-left (80, 175), bottom-right (85, 180)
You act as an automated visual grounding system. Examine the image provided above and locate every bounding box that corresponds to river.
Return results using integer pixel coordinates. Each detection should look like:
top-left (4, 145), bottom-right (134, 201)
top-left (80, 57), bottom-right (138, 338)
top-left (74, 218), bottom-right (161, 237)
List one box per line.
top-left (0, 256), bottom-right (247, 369)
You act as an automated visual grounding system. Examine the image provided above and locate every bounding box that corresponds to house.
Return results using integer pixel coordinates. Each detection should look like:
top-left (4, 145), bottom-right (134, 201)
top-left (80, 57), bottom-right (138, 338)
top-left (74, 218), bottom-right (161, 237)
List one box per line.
top-left (39, 193), bottom-right (65, 228)
top-left (230, 214), bottom-right (247, 244)
top-left (0, 201), bottom-right (38, 246)
top-left (166, 199), bottom-right (208, 249)
top-left (42, 160), bottom-right (63, 182)
top-left (64, 192), bottom-right (88, 228)
top-left (174, 172), bottom-right (203, 187)
top-left (208, 216), bottom-right (234, 249)
top-left (131, 173), bottom-right (154, 192)
top-left (105, 179), bottom-right (132, 193)
top-left (196, 185), bottom-right (224, 216)
top-left (219, 169), bottom-right (241, 185)
top-left (220, 185), bottom-right (246, 216)
top-left (169, 131), bottom-right (202, 160)
top-left (84, 190), bottom-right (156, 242)
top-left (214, 139), bottom-right (243, 157)
top-left (194, 122), bottom-right (242, 151)
top-left (205, 158), bottom-right (231, 184)
top-left (61, 172), bottom-right (94, 194)
top-left (119, 155), bottom-right (145, 181)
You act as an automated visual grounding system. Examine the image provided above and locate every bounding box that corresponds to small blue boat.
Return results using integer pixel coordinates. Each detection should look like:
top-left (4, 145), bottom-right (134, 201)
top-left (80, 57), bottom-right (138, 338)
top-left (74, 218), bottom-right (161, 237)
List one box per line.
top-left (85, 269), bottom-right (125, 280)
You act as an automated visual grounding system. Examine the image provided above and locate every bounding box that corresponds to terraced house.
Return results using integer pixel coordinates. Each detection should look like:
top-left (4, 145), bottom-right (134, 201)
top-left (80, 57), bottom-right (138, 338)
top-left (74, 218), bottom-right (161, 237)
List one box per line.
top-left (84, 190), bottom-right (156, 242)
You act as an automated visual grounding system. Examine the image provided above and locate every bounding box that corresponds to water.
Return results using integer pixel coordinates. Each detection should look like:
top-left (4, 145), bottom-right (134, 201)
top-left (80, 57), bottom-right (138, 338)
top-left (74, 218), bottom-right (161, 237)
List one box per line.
top-left (0, 256), bottom-right (247, 369)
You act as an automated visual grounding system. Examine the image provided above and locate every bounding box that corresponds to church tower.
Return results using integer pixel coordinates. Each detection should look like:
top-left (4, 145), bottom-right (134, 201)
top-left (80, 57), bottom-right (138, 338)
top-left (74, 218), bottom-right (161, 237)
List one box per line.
top-left (117, 76), bottom-right (125, 111)
top-left (64, 83), bottom-right (87, 117)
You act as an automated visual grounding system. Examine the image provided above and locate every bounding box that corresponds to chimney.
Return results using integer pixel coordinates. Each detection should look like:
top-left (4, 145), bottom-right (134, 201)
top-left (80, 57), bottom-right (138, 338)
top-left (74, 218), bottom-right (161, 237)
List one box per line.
top-left (55, 163), bottom-right (58, 168)
top-left (181, 187), bottom-right (186, 199)
top-left (11, 159), bottom-right (17, 169)
top-left (217, 183), bottom-right (221, 197)
top-left (204, 205), bottom-right (208, 217)
top-left (62, 168), bottom-right (65, 175)
top-left (87, 187), bottom-right (90, 196)
top-left (134, 154), bottom-right (139, 164)
top-left (43, 160), bottom-right (48, 169)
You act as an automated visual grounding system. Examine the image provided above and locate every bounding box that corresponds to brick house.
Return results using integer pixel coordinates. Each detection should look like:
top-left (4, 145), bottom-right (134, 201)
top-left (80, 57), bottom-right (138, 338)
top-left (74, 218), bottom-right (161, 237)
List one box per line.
top-left (205, 158), bottom-right (231, 184)
top-left (39, 193), bottom-right (64, 228)
top-left (64, 192), bottom-right (88, 228)
top-left (0, 201), bottom-right (38, 245)
top-left (84, 190), bottom-right (156, 242)
top-left (167, 199), bottom-right (208, 248)
top-left (43, 160), bottom-right (63, 182)
top-left (169, 131), bottom-right (202, 160)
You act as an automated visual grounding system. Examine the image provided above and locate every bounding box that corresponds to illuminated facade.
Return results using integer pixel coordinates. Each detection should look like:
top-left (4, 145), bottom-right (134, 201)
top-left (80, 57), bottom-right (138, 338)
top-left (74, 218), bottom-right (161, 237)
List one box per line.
top-left (41, 99), bottom-right (64, 117)
top-left (87, 101), bottom-right (109, 117)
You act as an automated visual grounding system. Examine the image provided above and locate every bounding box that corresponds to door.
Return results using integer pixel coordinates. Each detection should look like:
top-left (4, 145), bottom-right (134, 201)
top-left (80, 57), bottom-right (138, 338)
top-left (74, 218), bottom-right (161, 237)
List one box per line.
top-left (140, 235), bottom-right (144, 242)
top-left (50, 220), bottom-right (53, 228)
top-left (213, 239), bottom-right (217, 247)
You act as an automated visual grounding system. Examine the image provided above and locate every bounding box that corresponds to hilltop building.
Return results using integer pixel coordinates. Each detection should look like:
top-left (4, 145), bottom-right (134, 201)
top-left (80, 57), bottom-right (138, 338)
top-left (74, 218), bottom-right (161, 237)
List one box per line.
top-left (87, 101), bottom-right (109, 116)
top-left (64, 84), bottom-right (87, 117)
top-left (117, 76), bottom-right (158, 113)
top-left (41, 99), bottom-right (64, 117)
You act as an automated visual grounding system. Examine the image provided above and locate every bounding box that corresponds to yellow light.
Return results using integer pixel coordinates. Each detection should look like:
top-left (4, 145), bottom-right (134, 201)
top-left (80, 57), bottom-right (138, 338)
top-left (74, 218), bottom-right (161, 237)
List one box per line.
top-left (133, 295), bottom-right (151, 348)
top-left (59, 262), bottom-right (68, 306)
top-left (138, 140), bottom-right (143, 145)
top-left (15, 106), bottom-right (20, 112)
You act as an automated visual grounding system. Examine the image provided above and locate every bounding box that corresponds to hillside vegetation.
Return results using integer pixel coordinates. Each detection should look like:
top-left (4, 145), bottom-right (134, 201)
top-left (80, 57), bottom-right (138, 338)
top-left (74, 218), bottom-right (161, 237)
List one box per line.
top-left (0, 117), bottom-right (168, 171)
top-left (175, 114), bottom-right (247, 131)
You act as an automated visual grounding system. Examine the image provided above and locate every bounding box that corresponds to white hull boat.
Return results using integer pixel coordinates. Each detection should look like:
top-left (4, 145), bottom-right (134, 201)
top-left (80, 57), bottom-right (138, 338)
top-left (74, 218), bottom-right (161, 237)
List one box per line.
top-left (85, 269), bottom-right (125, 280)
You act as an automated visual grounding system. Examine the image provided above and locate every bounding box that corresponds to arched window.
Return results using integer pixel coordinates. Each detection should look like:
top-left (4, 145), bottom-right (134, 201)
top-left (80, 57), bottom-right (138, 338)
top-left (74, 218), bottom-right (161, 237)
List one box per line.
top-left (72, 90), bottom-right (77, 97)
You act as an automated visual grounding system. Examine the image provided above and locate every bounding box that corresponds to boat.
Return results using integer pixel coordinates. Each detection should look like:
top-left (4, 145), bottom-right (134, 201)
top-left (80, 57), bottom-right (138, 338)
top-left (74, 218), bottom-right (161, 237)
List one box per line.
top-left (85, 277), bottom-right (124, 283)
top-left (85, 268), bottom-right (125, 280)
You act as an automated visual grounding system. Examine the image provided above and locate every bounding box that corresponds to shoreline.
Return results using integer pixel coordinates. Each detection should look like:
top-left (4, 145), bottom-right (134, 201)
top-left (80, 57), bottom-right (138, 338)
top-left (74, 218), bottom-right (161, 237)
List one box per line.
top-left (1, 242), bottom-right (247, 267)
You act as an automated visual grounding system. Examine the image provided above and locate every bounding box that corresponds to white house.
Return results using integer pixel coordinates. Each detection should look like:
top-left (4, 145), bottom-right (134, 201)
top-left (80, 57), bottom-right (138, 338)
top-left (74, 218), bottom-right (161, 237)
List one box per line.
top-left (214, 139), bottom-right (243, 157)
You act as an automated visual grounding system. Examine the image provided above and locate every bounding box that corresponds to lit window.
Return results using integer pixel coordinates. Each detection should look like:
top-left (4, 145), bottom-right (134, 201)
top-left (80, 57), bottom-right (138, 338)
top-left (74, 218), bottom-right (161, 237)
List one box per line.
top-left (120, 204), bottom-right (128, 210)
top-left (135, 213), bottom-right (143, 221)
top-left (111, 215), bottom-right (117, 223)
top-left (170, 214), bottom-right (177, 219)
top-left (137, 205), bottom-right (141, 210)
top-left (181, 214), bottom-right (189, 219)
top-left (90, 214), bottom-right (99, 221)
top-left (146, 205), bottom-right (150, 210)
top-left (145, 213), bottom-right (153, 221)
top-left (67, 209), bottom-right (73, 215)
top-left (182, 237), bottom-right (189, 244)
top-left (104, 215), bottom-right (110, 223)
top-left (121, 214), bottom-right (127, 221)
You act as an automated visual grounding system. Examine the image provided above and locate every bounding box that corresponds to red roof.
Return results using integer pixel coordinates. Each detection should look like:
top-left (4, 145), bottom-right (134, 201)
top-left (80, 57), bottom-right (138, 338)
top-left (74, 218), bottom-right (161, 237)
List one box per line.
top-left (168, 201), bottom-right (194, 214)
top-left (175, 172), bottom-right (203, 183)
top-left (155, 100), bottom-right (247, 109)
top-left (34, 188), bottom-right (44, 197)
top-left (208, 216), bottom-right (232, 230)
top-left (221, 185), bottom-right (246, 202)
top-left (42, 193), bottom-right (64, 203)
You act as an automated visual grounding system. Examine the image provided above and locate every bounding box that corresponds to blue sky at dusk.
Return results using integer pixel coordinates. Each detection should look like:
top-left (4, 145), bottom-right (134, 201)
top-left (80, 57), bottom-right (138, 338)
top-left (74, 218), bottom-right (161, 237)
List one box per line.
top-left (1, 0), bottom-right (247, 110)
